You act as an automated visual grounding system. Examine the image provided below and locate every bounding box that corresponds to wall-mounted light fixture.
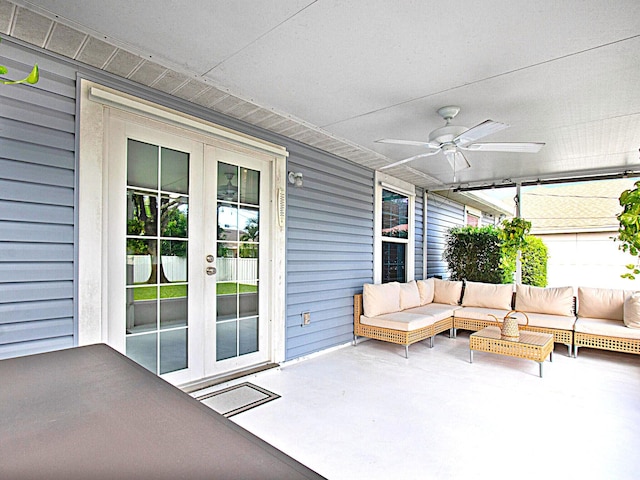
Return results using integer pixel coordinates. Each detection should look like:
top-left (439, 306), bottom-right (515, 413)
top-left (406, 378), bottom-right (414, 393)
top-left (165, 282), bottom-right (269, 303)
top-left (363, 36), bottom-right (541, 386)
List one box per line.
top-left (288, 171), bottom-right (303, 187)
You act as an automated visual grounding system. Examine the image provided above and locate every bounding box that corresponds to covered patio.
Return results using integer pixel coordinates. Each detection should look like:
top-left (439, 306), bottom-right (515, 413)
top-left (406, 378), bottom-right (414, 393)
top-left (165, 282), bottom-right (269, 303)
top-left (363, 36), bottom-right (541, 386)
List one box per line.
top-left (2, 2), bottom-right (640, 478)
top-left (195, 333), bottom-right (640, 480)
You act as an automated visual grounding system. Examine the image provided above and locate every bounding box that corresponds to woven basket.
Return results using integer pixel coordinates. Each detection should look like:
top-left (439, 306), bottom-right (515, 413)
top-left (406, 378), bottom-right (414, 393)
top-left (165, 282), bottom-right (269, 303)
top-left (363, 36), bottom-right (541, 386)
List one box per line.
top-left (490, 310), bottom-right (529, 342)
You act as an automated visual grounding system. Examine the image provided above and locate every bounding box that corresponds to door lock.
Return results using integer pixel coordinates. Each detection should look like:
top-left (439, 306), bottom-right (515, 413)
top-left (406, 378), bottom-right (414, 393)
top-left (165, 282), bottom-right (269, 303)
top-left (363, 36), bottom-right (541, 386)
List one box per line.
top-left (206, 266), bottom-right (217, 275)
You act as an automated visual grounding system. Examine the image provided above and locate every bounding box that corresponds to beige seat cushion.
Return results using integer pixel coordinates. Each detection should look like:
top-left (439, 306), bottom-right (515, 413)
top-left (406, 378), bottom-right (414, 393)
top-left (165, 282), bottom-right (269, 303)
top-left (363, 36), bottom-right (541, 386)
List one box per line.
top-left (416, 278), bottom-right (435, 305)
top-left (623, 292), bottom-right (640, 328)
top-left (578, 287), bottom-right (629, 321)
top-left (462, 281), bottom-right (513, 310)
top-left (399, 281), bottom-right (421, 310)
top-left (515, 284), bottom-right (574, 317)
top-left (454, 307), bottom-right (514, 323)
top-left (523, 312), bottom-right (576, 330)
top-left (575, 317), bottom-right (640, 339)
top-left (433, 278), bottom-right (463, 305)
top-left (363, 282), bottom-right (400, 317)
top-left (404, 304), bottom-right (459, 322)
top-left (360, 312), bottom-right (437, 332)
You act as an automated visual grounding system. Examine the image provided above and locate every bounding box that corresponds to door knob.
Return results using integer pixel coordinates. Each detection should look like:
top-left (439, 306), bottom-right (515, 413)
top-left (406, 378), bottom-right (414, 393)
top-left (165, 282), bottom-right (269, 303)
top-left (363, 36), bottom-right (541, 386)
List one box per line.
top-left (205, 254), bottom-right (214, 263)
top-left (206, 266), bottom-right (217, 275)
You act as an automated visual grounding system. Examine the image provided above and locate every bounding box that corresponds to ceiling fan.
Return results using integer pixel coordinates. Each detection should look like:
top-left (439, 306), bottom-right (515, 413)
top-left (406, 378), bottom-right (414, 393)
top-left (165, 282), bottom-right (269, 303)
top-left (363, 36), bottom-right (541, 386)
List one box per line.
top-left (377, 106), bottom-right (544, 176)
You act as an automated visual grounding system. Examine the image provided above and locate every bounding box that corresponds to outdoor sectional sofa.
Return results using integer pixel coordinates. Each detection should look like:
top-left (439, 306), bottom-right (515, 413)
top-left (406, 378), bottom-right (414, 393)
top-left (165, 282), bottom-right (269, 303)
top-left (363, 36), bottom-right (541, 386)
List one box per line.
top-left (353, 279), bottom-right (640, 359)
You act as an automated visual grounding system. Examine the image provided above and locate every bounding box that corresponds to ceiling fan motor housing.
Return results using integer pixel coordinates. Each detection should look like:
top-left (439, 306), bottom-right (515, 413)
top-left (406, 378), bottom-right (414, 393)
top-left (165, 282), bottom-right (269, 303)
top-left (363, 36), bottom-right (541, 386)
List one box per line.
top-left (428, 124), bottom-right (468, 145)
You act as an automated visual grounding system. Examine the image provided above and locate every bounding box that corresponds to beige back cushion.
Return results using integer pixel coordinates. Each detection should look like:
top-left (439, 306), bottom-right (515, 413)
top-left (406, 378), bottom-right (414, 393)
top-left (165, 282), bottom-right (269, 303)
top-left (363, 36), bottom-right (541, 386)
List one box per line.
top-left (515, 284), bottom-right (574, 316)
top-left (363, 282), bottom-right (401, 317)
top-left (399, 281), bottom-right (421, 310)
top-left (462, 281), bottom-right (513, 310)
top-left (578, 287), bottom-right (629, 320)
top-left (624, 292), bottom-right (640, 328)
top-left (433, 278), bottom-right (463, 305)
top-left (416, 278), bottom-right (435, 305)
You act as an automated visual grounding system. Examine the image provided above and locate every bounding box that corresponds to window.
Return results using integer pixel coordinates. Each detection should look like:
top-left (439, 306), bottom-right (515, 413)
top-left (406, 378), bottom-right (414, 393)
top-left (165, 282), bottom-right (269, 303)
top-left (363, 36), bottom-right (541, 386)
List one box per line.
top-left (381, 189), bottom-right (409, 282)
top-left (374, 173), bottom-right (415, 284)
top-left (465, 206), bottom-right (482, 227)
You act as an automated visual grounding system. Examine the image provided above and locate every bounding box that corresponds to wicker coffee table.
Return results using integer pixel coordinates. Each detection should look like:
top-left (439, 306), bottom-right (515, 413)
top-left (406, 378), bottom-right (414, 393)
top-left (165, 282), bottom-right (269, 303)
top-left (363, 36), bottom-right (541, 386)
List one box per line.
top-left (469, 326), bottom-right (554, 377)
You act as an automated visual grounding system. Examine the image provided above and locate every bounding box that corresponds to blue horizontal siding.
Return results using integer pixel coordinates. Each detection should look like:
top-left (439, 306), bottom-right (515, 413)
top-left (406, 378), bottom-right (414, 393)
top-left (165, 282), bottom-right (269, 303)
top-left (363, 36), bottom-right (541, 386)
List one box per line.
top-left (285, 150), bottom-right (374, 360)
top-left (0, 43), bottom-right (77, 359)
top-left (426, 193), bottom-right (464, 279)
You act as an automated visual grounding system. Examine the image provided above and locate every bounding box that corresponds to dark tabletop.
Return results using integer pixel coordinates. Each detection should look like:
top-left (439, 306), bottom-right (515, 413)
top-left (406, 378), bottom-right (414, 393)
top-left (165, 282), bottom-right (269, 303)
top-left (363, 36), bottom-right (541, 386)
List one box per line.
top-left (0, 343), bottom-right (325, 480)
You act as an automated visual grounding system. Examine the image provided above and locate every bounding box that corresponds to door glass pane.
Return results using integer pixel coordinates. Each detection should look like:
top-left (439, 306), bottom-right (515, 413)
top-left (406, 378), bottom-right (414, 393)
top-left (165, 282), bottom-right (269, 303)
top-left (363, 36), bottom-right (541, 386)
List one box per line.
top-left (217, 163), bottom-right (238, 202)
top-left (161, 147), bottom-right (189, 194)
top-left (239, 317), bottom-right (258, 356)
top-left (216, 321), bottom-right (237, 361)
top-left (126, 333), bottom-right (157, 373)
top-left (160, 285), bottom-right (187, 328)
top-left (239, 167), bottom-right (260, 205)
top-left (127, 140), bottom-right (158, 190)
top-left (218, 204), bottom-right (239, 241)
top-left (125, 139), bottom-right (189, 375)
top-left (382, 242), bottom-right (406, 283)
top-left (160, 329), bottom-right (188, 374)
top-left (216, 162), bottom-right (260, 361)
top-left (126, 285), bottom-right (157, 333)
top-left (381, 189), bottom-right (409, 239)
top-left (127, 192), bottom-right (159, 237)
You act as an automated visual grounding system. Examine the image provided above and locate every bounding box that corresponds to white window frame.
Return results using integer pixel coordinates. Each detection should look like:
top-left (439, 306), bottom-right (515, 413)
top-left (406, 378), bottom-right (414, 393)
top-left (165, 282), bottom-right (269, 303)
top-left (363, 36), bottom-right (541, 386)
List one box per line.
top-left (374, 171), bottom-right (415, 284)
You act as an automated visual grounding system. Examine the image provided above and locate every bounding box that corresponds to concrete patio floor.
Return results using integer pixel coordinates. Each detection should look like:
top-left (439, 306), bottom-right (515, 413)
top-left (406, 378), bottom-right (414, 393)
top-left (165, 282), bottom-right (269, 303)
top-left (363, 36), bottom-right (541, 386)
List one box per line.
top-left (194, 331), bottom-right (640, 480)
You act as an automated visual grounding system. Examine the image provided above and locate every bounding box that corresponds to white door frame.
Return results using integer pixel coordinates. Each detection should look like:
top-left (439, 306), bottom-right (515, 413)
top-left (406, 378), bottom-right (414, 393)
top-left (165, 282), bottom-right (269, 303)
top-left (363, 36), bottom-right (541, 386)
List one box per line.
top-left (77, 80), bottom-right (288, 385)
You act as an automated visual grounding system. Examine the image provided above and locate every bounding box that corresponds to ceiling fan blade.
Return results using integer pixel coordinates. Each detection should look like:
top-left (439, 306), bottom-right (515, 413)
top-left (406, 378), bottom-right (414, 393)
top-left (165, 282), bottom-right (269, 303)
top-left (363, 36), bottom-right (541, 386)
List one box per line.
top-left (376, 138), bottom-right (434, 147)
top-left (460, 142), bottom-right (545, 153)
top-left (454, 119), bottom-right (509, 146)
top-left (379, 149), bottom-right (441, 170)
top-left (444, 150), bottom-right (471, 171)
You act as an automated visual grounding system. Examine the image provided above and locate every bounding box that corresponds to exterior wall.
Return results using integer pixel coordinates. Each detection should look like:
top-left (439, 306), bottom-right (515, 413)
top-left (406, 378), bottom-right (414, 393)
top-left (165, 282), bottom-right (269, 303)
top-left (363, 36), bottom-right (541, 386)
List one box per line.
top-left (0, 38), bottom-right (385, 361)
top-left (0, 41), bottom-right (78, 359)
top-left (0, 38), bottom-right (436, 362)
top-left (539, 231), bottom-right (637, 290)
top-left (414, 187), bottom-right (425, 280)
top-left (426, 193), bottom-right (464, 279)
top-left (285, 150), bottom-right (373, 360)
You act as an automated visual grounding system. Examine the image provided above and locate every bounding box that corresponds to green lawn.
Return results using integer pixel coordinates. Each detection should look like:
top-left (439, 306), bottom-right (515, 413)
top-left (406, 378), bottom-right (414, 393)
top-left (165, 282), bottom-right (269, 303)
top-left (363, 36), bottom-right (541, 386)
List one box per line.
top-left (132, 282), bottom-right (257, 300)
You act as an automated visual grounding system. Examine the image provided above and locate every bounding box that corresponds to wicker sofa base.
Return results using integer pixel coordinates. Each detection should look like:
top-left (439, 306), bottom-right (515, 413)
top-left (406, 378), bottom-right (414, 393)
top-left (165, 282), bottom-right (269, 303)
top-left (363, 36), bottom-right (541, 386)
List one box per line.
top-left (453, 317), bottom-right (573, 356)
top-left (353, 293), bottom-right (453, 358)
top-left (574, 332), bottom-right (640, 357)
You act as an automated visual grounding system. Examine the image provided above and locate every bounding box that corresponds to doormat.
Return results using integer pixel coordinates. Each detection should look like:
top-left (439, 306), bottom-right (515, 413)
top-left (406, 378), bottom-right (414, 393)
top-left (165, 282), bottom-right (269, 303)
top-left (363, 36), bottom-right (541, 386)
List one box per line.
top-left (196, 382), bottom-right (280, 418)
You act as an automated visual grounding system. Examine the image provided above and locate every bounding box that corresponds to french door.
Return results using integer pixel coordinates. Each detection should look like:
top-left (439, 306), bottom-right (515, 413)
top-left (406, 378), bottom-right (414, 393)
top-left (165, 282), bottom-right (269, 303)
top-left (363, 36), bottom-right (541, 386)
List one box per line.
top-left (107, 113), bottom-right (271, 385)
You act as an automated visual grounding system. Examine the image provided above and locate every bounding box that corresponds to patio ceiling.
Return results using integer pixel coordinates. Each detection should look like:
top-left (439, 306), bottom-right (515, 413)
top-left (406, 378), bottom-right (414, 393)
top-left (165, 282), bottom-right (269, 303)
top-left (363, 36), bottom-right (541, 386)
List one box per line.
top-left (5, 0), bottom-right (640, 191)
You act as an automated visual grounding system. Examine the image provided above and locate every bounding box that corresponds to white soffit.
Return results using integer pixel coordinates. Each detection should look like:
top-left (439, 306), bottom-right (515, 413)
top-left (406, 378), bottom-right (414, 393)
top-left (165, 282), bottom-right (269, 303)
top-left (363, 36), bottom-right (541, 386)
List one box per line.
top-left (5, 0), bottom-right (640, 190)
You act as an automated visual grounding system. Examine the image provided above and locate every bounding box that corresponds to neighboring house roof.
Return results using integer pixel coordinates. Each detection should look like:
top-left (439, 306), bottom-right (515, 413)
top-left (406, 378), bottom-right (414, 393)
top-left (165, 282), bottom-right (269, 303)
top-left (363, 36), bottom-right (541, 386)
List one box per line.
top-left (522, 178), bottom-right (638, 234)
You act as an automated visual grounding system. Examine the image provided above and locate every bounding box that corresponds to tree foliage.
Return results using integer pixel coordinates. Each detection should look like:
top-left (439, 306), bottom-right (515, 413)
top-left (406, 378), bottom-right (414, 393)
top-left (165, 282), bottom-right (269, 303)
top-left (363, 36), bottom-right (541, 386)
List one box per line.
top-left (444, 223), bottom-right (548, 287)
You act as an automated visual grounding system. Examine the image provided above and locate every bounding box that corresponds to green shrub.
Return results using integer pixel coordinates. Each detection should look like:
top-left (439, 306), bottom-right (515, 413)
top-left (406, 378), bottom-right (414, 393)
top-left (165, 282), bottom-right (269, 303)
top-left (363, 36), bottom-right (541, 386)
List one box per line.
top-left (500, 235), bottom-right (548, 287)
top-left (443, 225), bottom-right (503, 283)
top-left (444, 226), bottom-right (548, 287)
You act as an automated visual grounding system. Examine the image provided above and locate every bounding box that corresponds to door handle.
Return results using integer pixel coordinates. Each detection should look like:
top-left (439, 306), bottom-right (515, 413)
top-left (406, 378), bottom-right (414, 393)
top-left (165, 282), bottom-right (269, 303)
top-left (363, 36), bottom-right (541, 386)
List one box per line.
top-left (205, 255), bottom-right (214, 263)
top-left (206, 266), bottom-right (217, 276)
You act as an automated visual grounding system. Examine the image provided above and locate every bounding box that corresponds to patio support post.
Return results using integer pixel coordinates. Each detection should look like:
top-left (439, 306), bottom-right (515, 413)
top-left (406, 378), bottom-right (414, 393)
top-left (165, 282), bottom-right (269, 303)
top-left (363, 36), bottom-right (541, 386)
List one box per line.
top-left (515, 183), bottom-right (523, 285)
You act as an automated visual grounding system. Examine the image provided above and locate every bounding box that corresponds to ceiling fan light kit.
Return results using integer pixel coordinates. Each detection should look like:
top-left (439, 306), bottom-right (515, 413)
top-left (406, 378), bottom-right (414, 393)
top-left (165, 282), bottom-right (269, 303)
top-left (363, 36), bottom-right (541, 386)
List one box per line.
top-left (377, 105), bottom-right (545, 174)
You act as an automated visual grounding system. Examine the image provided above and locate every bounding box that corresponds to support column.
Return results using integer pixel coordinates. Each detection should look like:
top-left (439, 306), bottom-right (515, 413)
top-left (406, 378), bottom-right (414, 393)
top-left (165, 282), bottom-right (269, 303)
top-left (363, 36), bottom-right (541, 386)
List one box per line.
top-left (515, 183), bottom-right (522, 285)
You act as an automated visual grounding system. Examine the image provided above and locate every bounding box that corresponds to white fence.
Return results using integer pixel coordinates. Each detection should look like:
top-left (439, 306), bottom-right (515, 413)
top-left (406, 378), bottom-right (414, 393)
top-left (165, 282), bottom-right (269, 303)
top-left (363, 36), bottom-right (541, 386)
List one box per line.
top-left (130, 256), bottom-right (257, 284)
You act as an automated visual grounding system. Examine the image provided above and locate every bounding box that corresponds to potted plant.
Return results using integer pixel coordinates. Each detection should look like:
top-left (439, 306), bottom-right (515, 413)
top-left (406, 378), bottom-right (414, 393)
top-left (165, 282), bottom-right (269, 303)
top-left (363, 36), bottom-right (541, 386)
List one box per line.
top-left (616, 180), bottom-right (640, 279)
top-left (498, 217), bottom-right (532, 284)
top-left (0, 39), bottom-right (39, 85)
